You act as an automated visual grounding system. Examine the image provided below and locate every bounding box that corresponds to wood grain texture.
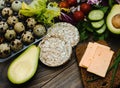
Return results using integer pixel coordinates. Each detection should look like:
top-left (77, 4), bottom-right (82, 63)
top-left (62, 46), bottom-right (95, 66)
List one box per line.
top-left (0, 51), bottom-right (83, 88)
top-left (76, 40), bottom-right (120, 88)
top-left (41, 61), bottom-right (83, 88)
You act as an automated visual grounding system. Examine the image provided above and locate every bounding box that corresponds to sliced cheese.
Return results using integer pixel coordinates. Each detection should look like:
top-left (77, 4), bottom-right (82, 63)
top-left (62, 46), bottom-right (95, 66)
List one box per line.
top-left (81, 43), bottom-right (97, 68)
top-left (79, 42), bottom-right (94, 68)
top-left (80, 42), bottom-right (110, 68)
top-left (87, 46), bottom-right (114, 77)
top-left (94, 42), bottom-right (110, 50)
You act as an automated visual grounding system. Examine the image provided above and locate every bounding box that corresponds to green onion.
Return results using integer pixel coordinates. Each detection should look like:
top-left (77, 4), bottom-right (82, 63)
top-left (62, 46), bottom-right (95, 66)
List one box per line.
top-left (107, 51), bottom-right (120, 88)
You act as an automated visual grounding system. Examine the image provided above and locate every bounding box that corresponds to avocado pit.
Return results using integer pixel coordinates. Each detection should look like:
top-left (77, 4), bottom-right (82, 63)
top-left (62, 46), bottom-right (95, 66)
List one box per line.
top-left (112, 14), bottom-right (120, 29)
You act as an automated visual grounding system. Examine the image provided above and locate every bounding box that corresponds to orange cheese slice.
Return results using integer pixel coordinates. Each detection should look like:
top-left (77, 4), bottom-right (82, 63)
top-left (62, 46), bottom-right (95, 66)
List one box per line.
top-left (87, 46), bottom-right (114, 77)
top-left (79, 42), bottom-right (94, 68)
top-left (80, 42), bottom-right (110, 68)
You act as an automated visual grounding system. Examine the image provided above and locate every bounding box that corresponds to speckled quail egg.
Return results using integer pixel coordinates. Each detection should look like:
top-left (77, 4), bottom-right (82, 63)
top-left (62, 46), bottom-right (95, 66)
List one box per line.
top-left (18, 13), bottom-right (25, 19)
top-left (21, 31), bottom-right (34, 44)
top-left (0, 21), bottom-right (8, 33)
top-left (2, 7), bottom-right (13, 16)
top-left (0, 0), bottom-right (5, 10)
top-left (4, 30), bottom-right (16, 41)
top-left (33, 24), bottom-right (46, 37)
top-left (7, 16), bottom-right (18, 25)
top-left (10, 39), bottom-right (23, 52)
top-left (11, 0), bottom-right (22, 12)
top-left (0, 43), bottom-right (11, 58)
top-left (14, 22), bottom-right (25, 34)
top-left (26, 18), bottom-right (37, 28)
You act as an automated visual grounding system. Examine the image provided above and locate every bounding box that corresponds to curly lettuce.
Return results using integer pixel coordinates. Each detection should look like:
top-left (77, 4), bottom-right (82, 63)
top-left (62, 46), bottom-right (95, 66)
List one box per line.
top-left (36, 2), bottom-right (60, 25)
top-left (19, 0), bottom-right (47, 16)
top-left (19, 0), bottom-right (60, 25)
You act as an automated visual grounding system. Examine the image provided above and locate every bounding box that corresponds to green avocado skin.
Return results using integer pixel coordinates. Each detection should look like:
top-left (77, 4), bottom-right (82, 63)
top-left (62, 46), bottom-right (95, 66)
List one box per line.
top-left (107, 4), bottom-right (120, 34)
top-left (7, 45), bottom-right (40, 84)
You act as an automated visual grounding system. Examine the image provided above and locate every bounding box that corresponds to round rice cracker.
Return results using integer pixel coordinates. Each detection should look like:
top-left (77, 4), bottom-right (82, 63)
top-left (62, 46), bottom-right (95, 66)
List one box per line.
top-left (47, 22), bottom-right (80, 47)
top-left (39, 37), bottom-right (72, 67)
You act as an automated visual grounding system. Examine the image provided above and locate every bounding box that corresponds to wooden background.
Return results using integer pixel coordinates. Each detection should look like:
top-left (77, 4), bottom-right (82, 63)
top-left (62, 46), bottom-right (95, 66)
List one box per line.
top-left (1, 37), bottom-right (120, 88)
top-left (0, 48), bottom-right (83, 88)
top-left (0, 0), bottom-right (84, 88)
top-left (0, 0), bottom-right (120, 88)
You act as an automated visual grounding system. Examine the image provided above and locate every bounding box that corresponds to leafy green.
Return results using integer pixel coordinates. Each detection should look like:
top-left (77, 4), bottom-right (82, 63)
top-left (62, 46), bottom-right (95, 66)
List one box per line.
top-left (108, 0), bottom-right (116, 7)
top-left (76, 21), bottom-right (89, 42)
top-left (93, 30), bottom-right (109, 40)
top-left (107, 51), bottom-right (120, 88)
top-left (93, 5), bottom-right (109, 14)
top-left (19, 0), bottom-right (47, 16)
top-left (76, 20), bottom-right (109, 42)
top-left (19, 0), bottom-right (61, 25)
top-left (36, 2), bottom-right (60, 25)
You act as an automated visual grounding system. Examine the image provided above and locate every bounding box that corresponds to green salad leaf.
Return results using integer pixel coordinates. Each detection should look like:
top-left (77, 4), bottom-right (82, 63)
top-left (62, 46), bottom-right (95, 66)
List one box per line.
top-left (19, 0), bottom-right (61, 25)
top-left (36, 2), bottom-right (61, 25)
top-left (19, 0), bottom-right (47, 16)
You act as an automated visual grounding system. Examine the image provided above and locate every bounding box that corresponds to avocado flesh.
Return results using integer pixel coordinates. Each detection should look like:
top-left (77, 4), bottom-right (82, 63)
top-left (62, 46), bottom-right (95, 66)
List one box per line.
top-left (7, 45), bottom-right (40, 84)
top-left (107, 4), bottom-right (120, 34)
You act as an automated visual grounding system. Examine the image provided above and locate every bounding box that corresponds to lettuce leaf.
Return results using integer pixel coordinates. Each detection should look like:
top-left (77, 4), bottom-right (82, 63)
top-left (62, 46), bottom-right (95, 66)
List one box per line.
top-left (19, 0), bottom-right (60, 25)
top-left (19, 0), bottom-right (47, 16)
top-left (36, 2), bottom-right (60, 25)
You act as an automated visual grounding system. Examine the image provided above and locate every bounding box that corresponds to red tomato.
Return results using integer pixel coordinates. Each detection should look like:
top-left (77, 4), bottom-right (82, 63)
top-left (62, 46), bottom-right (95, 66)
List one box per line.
top-left (80, 3), bottom-right (91, 14)
top-left (67, 0), bottom-right (77, 6)
top-left (73, 11), bottom-right (84, 21)
top-left (59, 1), bottom-right (69, 8)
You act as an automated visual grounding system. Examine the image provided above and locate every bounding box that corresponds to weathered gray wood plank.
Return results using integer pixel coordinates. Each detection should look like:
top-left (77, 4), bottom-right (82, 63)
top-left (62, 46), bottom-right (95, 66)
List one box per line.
top-left (41, 61), bottom-right (83, 88)
top-left (0, 52), bottom-right (82, 88)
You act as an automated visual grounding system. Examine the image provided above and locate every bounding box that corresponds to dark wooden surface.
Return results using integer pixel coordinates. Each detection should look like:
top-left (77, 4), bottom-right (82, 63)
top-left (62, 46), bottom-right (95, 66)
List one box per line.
top-left (0, 0), bottom-right (83, 88)
top-left (1, 1), bottom-right (120, 88)
top-left (0, 0), bottom-right (83, 87)
top-left (0, 48), bottom-right (83, 88)
top-left (1, 36), bottom-right (120, 88)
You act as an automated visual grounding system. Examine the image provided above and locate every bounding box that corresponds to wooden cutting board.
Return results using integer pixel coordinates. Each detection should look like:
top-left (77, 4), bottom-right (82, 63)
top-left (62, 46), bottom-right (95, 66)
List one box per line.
top-left (76, 40), bottom-right (120, 88)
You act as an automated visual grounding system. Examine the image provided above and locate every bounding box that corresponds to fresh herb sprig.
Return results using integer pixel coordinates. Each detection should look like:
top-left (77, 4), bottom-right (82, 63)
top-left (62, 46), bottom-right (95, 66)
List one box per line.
top-left (107, 51), bottom-right (120, 88)
top-left (76, 21), bottom-right (91, 42)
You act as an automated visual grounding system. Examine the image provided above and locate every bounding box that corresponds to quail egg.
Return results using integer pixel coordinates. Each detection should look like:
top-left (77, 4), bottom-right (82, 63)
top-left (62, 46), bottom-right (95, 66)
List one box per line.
top-left (14, 22), bottom-right (25, 34)
top-left (4, 30), bottom-right (16, 41)
top-left (0, 21), bottom-right (8, 33)
top-left (0, 43), bottom-right (11, 58)
top-left (7, 16), bottom-right (18, 25)
top-left (33, 24), bottom-right (46, 37)
top-left (21, 31), bottom-right (34, 44)
top-left (10, 39), bottom-right (23, 52)
top-left (26, 18), bottom-right (37, 28)
top-left (0, 0), bottom-right (5, 10)
top-left (2, 7), bottom-right (13, 16)
top-left (11, 0), bottom-right (22, 12)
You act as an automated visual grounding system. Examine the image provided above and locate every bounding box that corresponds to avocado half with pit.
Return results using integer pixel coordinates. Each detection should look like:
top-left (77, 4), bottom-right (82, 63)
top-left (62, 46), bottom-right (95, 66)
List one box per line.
top-left (107, 4), bottom-right (120, 34)
top-left (7, 45), bottom-right (40, 84)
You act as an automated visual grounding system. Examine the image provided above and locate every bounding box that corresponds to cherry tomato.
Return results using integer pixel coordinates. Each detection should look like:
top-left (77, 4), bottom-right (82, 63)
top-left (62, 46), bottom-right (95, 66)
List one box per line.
top-left (67, 0), bottom-right (77, 6)
top-left (59, 1), bottom-right (69, 8)
top-left (80, 3), bottom-right (91, 14)
top-left (73, 11), bottom-right (84, 21)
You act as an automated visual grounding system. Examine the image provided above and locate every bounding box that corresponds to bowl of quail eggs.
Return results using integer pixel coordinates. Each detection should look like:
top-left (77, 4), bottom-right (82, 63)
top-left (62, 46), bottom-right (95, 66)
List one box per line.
top-left (0, 0), bottom-right (46, 62)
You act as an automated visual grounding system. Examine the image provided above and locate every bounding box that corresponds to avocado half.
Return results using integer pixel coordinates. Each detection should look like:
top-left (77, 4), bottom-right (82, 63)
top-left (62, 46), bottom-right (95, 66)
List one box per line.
top-left (107, 4), bottom-right (120, 34)
top-left (7, 45), bottom-right (40, 84)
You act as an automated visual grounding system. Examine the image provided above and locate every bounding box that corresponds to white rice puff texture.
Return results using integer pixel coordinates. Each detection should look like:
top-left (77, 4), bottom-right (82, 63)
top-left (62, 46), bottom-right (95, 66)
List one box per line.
top-left (39, 37), bottom-right (72, 67)
top-left (46, 22), bottom-right (80, 47)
